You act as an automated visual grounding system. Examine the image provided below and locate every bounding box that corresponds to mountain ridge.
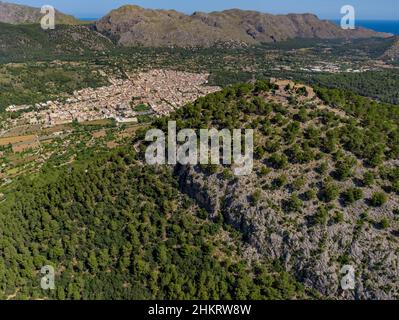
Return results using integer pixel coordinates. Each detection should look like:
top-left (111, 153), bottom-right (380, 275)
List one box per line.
top-left (94, 5), bottom-right (392, 48)
top-left (0, 2), bottom-right (392, 49)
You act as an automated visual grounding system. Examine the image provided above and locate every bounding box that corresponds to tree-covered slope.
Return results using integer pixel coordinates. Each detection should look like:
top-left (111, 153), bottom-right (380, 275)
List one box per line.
top-left (2, 79), bottom-right (399, 300)
top-left (0, 147), bottom-right (305, 300)
top-left (147, 81), bottom-right (399, 299)
top-left (0, 23), bottom-right (114, 63)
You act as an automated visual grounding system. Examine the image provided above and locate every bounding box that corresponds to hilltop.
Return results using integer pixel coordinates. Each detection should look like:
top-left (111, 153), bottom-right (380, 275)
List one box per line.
top-left (94, 5), bottom-right (391, 48)
top-left (163, 81), bottom-right (399, 299)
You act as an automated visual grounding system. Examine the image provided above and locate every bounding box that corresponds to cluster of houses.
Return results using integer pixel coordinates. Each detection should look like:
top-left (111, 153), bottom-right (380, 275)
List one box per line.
top-left (5, 69), bottom-right (220, 128)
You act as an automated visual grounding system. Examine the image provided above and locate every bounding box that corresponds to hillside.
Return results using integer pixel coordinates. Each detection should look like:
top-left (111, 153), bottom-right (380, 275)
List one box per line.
top-left (0, 146), bottom-right (305, 300)
top-left (94, 5), bottom-right (391, 48)
top-left (147, 80), bottom-right (399, 299)
top-left (382, 36), bottom-right (399, 61)
top-left (0, 23), bottom-right (114, 62)
top-left (0, 1), bottom-right (80, 25)
top-left (1, 79), bottom-right (399, 299)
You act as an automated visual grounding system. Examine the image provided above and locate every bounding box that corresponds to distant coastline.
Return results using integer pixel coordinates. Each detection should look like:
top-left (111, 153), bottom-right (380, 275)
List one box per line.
top-left (332, 20), bottom-right (399, 35)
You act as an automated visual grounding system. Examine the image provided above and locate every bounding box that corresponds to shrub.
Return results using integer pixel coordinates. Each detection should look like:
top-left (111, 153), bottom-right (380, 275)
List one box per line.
top-left (367, 150), bottom-right (384, 168)
top-left (319, 182), bottom-right (340, 203)
top-left (296, 106), bottom-right (309, 122)
top-left (316, 162), bottom-right (328, 175)
top-left (333, 211), bottom-right (345, 224)
top-left (334, 157), bottom-right (355, 181)
top-left (314, 205), bottom-right (329, 225)
top-left (201, 164), bottom-right (219, 175)
top-left (370, 192), bottom-right (388, 207)
top-left (363, 171), bottom-right (375, 187)
top-left (251, 190), bottom-right (262, 205)
top-left (259, 166), bottom-right (271, 177)
top-left (254, 80), bottom-right (272, 93)
top-left (222, 169), bottom-right (233, 180)
top-left (269, 153), bottom-right (288, 169)
top-left (285, 194), bottom-right (303, 213)
top-left (342, 188), bottom-right (364, 205)
top-left (305, 189), bottom-right (317, 201)
top-left (255, 146), bottom-right (266, 159)
top-left (296, 86), bottom-right (308, 97)
top-left (379, 218), bottom-right (390, 229)
top-left (272, 175), bottom-right (288, 189)
top-left (291, 177), bottom-right (306, 191)
top-left (391, 180), bottom-right (399, 194)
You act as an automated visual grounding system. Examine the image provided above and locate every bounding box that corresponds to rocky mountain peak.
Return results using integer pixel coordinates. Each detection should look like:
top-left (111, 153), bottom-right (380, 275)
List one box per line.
top-left (95, 5), bottom-right (391, 48)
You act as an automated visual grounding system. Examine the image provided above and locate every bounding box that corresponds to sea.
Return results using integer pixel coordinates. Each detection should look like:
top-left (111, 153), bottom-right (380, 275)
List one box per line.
top-left (332, 20), bottom-right (399, 35)
top-left (80, 18), bottom-right (98, 22)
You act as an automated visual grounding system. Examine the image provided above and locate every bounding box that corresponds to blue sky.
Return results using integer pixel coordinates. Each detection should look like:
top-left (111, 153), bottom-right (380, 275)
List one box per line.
top-left (7, 0), bottom-right (399, 20)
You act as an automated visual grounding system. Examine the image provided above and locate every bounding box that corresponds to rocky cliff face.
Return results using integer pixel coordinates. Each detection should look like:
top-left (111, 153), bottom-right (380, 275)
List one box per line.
top-left (95, 5), bottom-right (391, 48)
top-left (0, 1), bottom-right (80, 25)
top-left (177, 165), bottom-right (399, 299)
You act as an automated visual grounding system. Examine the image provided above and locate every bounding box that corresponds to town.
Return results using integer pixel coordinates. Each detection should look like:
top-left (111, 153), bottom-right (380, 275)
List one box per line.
top-left (4, 69), bottom-right (220, 130)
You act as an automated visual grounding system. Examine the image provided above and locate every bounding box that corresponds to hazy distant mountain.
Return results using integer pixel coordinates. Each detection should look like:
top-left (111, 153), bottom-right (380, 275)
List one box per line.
top-left (0, 1), bottom-right (80, 25)
top-left (94, 5), bottom-right (391, 48)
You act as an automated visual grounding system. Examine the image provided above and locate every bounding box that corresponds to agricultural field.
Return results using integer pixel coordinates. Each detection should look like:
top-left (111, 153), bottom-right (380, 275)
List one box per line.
top-left (0, 119), bottom-right (143, 187)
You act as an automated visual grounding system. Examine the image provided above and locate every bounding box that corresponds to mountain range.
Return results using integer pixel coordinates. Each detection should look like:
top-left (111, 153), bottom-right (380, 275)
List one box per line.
top-left (0, 1), bottom-right (393, 49)
top-left (93, 5), bottom-right (391, 47)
